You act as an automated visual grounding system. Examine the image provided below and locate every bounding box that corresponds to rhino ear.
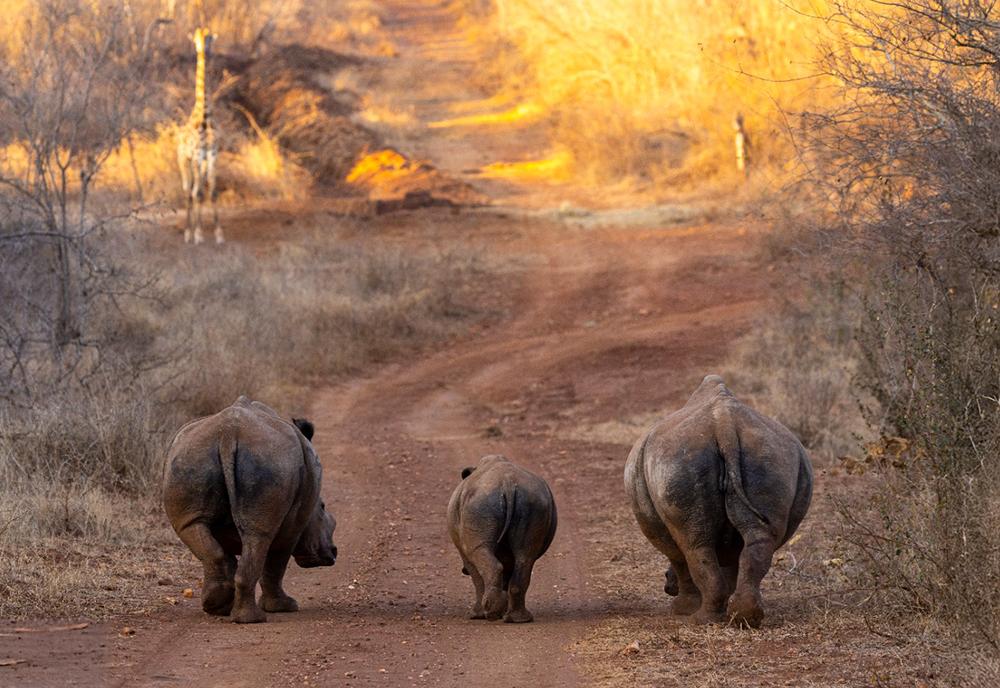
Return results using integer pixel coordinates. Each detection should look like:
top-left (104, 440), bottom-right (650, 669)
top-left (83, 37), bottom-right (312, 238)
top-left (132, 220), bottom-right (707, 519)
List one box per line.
top-left (293, 418), bottom-right (315, 441)
top-left (461, 466), bottom-right (475, 479)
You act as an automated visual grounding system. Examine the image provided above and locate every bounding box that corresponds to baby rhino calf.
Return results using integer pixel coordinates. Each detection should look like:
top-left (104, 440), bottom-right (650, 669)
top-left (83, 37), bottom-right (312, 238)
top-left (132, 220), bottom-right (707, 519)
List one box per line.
top-left (447, 455), bottom-right (557, 623)
top-left (163, 397), bottom-right (338, 623)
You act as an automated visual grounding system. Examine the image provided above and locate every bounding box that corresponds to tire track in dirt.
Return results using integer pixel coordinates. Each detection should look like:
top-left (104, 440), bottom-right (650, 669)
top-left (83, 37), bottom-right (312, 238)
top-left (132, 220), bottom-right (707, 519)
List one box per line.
top-left (7, 0), bottom-right (773, 684)
top-left (103, 211), bottom-right (765, 688)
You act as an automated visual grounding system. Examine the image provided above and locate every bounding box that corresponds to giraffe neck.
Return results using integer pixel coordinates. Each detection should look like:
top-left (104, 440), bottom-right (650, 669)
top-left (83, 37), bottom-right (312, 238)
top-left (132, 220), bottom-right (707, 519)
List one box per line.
top-left (190, 39), bottom-right (211, 127)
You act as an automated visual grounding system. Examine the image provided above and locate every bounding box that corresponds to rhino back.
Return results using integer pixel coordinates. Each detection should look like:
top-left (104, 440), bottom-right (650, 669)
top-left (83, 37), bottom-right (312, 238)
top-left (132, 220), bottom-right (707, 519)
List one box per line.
top-left (164, 403), bottom-right (311, 540)
top-left (644, 411), bottom-right (730, 534)
top-left (163, 415), bottom-right (231, 531)
top-left (728, 402), bottom-right (812, 541)
top-left (455, 459), bottom-right (556, 557)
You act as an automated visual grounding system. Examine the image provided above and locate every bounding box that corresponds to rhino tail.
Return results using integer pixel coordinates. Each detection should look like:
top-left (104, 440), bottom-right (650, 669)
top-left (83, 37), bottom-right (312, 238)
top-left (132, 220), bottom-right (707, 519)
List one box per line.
top-left (497, 484), bottom-right (516, 544)
top-left (217, 423), bottom-right (244, 532)
top-left (713, 400), bottom-right (770, 529)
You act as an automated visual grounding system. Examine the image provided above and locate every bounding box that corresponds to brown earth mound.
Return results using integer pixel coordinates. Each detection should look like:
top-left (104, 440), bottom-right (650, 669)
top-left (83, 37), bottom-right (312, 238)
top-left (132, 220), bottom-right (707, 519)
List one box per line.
top-left (346, 148), bottom-right (488, 210)
top-left (236, 44), bottom-right (378, 187)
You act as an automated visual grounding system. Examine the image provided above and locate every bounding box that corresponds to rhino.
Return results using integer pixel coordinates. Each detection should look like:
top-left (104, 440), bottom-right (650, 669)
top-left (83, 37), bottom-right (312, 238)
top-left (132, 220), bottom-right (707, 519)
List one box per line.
top-left (447, 455), bottom-right (557, 623)
top-left (162, 396), bottom-right (337, 623)
top-left (624, 375), bottom-right (812, 628)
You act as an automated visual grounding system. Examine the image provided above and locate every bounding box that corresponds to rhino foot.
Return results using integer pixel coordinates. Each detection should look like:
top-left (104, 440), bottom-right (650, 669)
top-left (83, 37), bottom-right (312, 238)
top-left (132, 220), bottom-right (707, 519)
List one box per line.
top-left (689, 608), bottom-right (726, 625)
top-left (727, 591), bottom-right (764, 629)
top-left (503, 608), bottom-right (533, 624)
top-left (668, 593), bottom-right (701, 617)
top-left (261, 594), bottom-right (299, 613)
top-left (231, 605), bottom-right (267, 624)
top-left (202, 583), bottom-right (235, 616)
top-left (482, 589), bottom-right (507, 620)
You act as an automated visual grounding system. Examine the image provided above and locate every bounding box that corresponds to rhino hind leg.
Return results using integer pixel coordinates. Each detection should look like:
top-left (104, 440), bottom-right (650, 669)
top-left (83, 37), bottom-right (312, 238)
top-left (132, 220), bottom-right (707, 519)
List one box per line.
top-left (683, 546), bottom-right (729, 625)
top-left (461, 554), bottom-right (487, 619)
top-left (666, 558), bottom-right (702, 617)
top-left (231, 537), bottom-right (269, 623)
top-left (260, 550), bottom-right (299, 613)
top-left (176, 523), bottom-right (236, 616)
top-left (726, 532), bottom-right (775, 629)
top-left (503, 558), bottom-right (535, 623)
top-left (466, 547), bottom-right (506, 620)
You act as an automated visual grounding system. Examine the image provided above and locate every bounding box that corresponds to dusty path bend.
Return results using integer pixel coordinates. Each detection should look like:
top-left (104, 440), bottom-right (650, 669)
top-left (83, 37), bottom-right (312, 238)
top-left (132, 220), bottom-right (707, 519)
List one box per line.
top-left (11, 0), bottom-right (770, 685)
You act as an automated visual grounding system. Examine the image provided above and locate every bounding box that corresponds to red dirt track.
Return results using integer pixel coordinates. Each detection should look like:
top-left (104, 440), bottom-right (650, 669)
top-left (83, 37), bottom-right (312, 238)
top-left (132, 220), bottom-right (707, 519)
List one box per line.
top-left (1, 1), bottom-right (801, 686)
top-left (102, 214), bottom-right (764, 687)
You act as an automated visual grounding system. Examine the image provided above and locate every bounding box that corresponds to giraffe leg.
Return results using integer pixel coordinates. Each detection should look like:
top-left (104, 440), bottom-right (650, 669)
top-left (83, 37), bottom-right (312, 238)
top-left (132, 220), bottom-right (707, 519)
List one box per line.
top-left (207, 155), bottom-right (223, 244)
top-left (192, 164), bottom-right (205, 245)
top-left (178, 152), bottom-right (194, 243)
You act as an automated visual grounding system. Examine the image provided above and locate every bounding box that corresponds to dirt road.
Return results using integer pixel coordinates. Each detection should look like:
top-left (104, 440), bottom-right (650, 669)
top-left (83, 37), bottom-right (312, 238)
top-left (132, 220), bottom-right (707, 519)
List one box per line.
top-left (3, 1), bottom-right (789, 686)
top-left (105, 217), bottom-right (763, 688)
top-left (111, 3), bottom-right (771, 684)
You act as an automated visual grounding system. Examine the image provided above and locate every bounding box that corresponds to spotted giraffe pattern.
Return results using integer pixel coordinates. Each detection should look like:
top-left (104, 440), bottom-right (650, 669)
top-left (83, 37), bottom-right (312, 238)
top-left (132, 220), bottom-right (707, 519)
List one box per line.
top-left (177, 28), bottom-right (222, 244)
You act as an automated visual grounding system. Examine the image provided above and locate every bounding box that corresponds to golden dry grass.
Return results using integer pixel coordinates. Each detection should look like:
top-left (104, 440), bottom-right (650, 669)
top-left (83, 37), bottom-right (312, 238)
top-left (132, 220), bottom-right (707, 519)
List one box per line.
top-left (0, 217), bottom-right (489, 619)
top-left (92, 120), bottom-right (311, 205)
top-left (463, 0), bottom-right (848, 184)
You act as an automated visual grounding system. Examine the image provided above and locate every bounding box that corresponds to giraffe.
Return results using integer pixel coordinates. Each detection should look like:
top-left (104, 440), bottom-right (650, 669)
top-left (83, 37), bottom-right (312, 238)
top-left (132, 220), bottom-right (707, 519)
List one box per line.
top-left (177, 27), bottom-right (222, 244)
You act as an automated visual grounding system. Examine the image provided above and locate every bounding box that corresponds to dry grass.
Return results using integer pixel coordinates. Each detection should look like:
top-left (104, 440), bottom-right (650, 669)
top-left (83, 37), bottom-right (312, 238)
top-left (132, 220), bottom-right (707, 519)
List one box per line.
top-left (722, 292), bottom-right (869, 460)
top-left (462, 0), bottom-right (845, 185)
top-left (0, 223), bottom-right (486, 619)
top-left (97, 123), bottom-right (311, 206)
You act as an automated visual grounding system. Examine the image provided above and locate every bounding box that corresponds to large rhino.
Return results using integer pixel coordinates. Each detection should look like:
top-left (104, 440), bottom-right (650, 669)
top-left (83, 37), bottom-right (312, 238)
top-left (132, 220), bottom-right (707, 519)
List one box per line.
top-left (163, 397), bottom-right (337, 623)
top-left (624, 375), bottom-right (812, 628)
top-left (447, 455), bottom-right (557, 623)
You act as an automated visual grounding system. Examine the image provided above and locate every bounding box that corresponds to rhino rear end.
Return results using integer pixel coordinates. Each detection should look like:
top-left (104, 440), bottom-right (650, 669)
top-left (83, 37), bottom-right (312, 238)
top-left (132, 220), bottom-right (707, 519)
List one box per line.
top-left (447, 454), bottom-right (557, 623)
top-left (624, 375), bottom-right (813, 628)
top-left (163, 398), bottom-right (338, 623)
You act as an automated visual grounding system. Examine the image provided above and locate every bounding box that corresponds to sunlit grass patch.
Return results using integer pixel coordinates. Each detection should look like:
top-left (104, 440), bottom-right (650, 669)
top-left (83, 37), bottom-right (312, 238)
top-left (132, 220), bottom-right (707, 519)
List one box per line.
top-left (478, 147), bottom-right (573, 183)
top-left (428, 101), bottom-right (544, 129)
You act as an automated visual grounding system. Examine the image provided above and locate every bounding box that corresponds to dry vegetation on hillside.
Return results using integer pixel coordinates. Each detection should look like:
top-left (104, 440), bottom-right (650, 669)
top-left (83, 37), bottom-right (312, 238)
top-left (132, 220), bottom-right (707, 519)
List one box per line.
top-left (0, 0), bottom-right (997, 680)
top-left (461, 0), bottom-right (842, 186)
top-left (721, 1), bottom-right (1000, 670)
top-left (0, 0), bottom-right (488, 617)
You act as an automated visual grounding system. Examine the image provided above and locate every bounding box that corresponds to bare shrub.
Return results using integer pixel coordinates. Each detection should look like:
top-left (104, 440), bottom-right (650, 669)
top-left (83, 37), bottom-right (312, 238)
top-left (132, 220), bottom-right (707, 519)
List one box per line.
top-left (777, 0), bottom-right (1000, 651)
top-left (724, 285), bottom-right (866, 460)
top-left (0, 1), bottom-right (162, 402)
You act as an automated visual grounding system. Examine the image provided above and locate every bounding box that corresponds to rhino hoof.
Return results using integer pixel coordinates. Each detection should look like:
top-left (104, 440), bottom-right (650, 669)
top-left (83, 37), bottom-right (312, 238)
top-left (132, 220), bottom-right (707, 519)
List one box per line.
top-left (261, 595), bottom-right (299, 613)
top-left (668, 594), bottom-right (701, 617)
top-left (231, 606), bottom-right (267, 624)
top-left (503, 609), bottom-right (533, 624)
top-left (728, 595), bottom-right (764, 629)
top-left (204, 603), bottom-right (233, 616)
top-left (689, 608), bottom-right (725, 626)
top-left (202, 585), bottom-right (235, 616)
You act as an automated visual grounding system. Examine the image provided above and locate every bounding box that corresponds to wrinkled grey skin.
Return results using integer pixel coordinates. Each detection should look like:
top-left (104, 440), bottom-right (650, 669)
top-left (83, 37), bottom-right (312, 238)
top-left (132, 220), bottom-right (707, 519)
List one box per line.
top-left (163, 396), bottom-right (337, 623)
top-left (624, 375), bottom-right (812, 628)
top-left (447, 455), bottom-right (557, 623)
